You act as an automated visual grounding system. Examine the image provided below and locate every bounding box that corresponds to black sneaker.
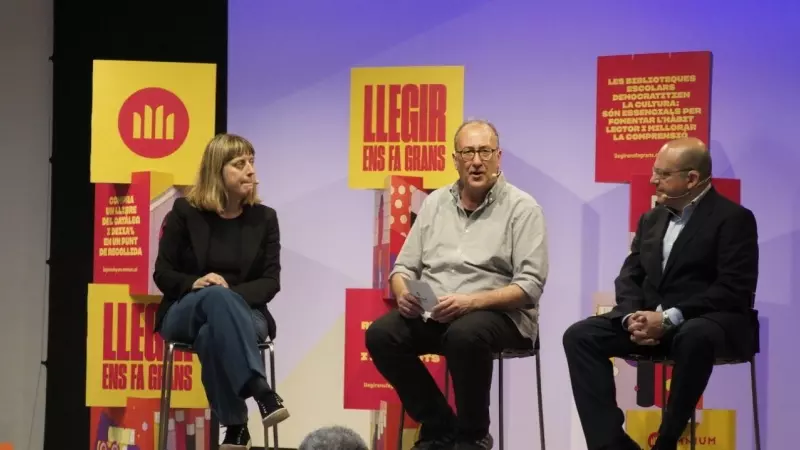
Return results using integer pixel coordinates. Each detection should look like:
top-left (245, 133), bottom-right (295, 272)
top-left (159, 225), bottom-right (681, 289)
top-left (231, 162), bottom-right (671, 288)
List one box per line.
top-left (455, 433), bottom-right (494, 449)
top-left (220, 424), bottom-right (250, 450)
top-left (411, 435), bottom-right (455, 450)
top-left (256, 391), bottom-right (291, 429)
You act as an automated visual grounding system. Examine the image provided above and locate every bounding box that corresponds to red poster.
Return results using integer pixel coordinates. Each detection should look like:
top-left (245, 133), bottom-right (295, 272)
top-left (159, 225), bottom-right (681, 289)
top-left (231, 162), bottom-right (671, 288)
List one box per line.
top-left (93, 177), bottom-right (151, 294)
top-left (629, 174), bottom-right (741, 232)
top-left (596, 51), bottom-right (712, 183)
top-left (343, 288), bottom-right (453, 417)
top-left (652, 364), bottom-right (703, 410)
top-left (93, 171), bottom-right (179, 295)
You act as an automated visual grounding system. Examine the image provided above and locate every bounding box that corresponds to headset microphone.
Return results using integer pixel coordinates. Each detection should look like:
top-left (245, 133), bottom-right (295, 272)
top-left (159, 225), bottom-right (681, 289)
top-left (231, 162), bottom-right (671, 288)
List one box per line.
top-left (661, 190), bottom-right (693, 200)
top-left (658, 176), bottom-right (712, 201)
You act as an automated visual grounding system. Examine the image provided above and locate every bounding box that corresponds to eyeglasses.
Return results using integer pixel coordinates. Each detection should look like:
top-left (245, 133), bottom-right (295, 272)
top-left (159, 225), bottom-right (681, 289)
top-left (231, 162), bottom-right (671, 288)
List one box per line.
top-left (652, 167), bottom-right (693, 179)
top-left (456, 147), bottom-right (497, 161)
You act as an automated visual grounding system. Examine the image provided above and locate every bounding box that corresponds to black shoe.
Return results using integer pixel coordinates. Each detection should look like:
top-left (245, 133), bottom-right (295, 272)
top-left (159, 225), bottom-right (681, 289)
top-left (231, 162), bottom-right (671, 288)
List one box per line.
top-left (220, 424), bottom-right (250, 450)
top-left (455, 434), bottom-right (494, 449)
top-left (256, 391), bottom-right (291, 429)
top-left (411, 435), bottom-right (455, 450)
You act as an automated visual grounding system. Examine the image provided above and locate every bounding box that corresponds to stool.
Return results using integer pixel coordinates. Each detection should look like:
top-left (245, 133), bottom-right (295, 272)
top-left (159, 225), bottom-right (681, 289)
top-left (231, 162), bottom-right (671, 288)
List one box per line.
top-left (397, 339), bottom-right (545, 450)
top-left (624, 309), bottom-right (761, 450)
top-left (158, 339), bottom-right (279, 450)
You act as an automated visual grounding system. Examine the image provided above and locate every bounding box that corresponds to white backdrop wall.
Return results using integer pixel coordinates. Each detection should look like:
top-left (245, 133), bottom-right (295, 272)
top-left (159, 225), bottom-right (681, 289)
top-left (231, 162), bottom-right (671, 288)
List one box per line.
top-left (0, 0), bottom-right (53, 448)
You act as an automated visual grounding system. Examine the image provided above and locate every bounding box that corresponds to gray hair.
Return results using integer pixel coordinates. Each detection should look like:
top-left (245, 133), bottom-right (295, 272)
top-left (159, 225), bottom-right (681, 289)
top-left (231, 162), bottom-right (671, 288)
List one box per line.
top-left (453, 118), bottom-right (500, 151)
top-left (298, 426), bottom-right (368, 450)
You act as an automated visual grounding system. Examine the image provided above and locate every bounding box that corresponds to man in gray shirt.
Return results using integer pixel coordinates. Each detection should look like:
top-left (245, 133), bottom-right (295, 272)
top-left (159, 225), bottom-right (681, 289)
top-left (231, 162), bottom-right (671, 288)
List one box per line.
top-left (365, 119), bottom-right (549, 450)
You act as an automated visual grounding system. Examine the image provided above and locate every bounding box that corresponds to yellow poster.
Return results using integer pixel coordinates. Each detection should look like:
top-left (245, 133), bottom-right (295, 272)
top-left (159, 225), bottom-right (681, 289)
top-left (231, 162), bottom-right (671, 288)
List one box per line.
top-left (91, 60), bottom-right (216, 185)
top-left (626, 409), bottom-right (736, 449)
top-left (349, 66), bottom-right (464, 190)
top-left (85, 283), bottom-right (208, 408)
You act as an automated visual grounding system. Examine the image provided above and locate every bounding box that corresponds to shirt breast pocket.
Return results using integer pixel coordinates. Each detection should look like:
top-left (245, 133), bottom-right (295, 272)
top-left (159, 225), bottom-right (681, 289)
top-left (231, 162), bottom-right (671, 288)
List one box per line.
top-left (467, 228), bottom-right (513, 273)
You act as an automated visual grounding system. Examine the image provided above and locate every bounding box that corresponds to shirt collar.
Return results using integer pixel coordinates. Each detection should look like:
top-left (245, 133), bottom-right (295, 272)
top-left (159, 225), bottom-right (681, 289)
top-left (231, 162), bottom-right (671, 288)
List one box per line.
top-left (668, 182), bottom-right (712, 217)
top-left (449, 171), bottom-right (507, 207)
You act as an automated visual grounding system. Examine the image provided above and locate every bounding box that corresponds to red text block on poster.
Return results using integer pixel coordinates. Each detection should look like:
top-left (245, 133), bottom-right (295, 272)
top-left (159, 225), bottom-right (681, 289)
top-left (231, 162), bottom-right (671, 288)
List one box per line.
top-left (86, 283), bottom-right (207, 408)
top-left (348, 66), bottom-right (464, 190)
top-left (628, 174), bottom-right (741, 232)
top-left (93, 171), bottom-right (179, 295)
top-left (94, 181), bottom-right (150, 293)
top-left (344, 288), bottom-right (453, 415)
top-left (596, 51), bottom-right (712, 183)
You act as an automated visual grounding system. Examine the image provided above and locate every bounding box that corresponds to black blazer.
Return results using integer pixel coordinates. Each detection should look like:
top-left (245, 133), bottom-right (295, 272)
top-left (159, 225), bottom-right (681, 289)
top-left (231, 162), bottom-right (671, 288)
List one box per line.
top-left (609, 187), bottom-right (759, 353)
top-left (153, 197), bottom-right (280, 338)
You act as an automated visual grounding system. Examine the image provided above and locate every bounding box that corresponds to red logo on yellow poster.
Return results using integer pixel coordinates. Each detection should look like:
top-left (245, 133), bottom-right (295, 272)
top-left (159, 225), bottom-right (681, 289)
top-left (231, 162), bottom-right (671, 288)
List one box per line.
top-left (118, 87), bottom-right (190, 159)
top-left (90, 60), bottom-right (216, 185)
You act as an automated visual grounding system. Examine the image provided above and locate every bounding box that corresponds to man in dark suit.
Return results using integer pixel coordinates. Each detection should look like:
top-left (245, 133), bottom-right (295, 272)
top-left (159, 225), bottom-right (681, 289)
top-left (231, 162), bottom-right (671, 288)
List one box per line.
top-left (563, 137), bottom-right (759, 450)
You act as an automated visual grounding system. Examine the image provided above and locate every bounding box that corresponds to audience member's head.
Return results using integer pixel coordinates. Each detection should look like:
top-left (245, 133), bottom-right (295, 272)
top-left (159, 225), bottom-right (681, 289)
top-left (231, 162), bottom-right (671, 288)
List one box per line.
top-left (298, 426), bottom-right (368, 450)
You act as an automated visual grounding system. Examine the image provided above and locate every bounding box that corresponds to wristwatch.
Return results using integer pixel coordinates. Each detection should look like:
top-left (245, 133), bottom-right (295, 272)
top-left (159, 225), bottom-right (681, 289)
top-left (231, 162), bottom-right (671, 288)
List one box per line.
top-left (661, 311), bottom-right (675, 330)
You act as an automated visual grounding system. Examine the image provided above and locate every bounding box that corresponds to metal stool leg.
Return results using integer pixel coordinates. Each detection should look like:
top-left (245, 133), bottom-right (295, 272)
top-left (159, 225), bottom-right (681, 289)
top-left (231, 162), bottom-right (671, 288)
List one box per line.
top-left (535, 352), bottom-right (545, 450)
top-left (372, 418), bottom-right (380, 450)
top-left (750, 357), bottom-right (762, 450)
top-left (268, 342), bottom-right (279, 450)
top-left (444, 363), bottom-right (450, 401)
top-left (660, 363), bottom-right (667, 415)
top-left (260, 347), bottom-right (267, 450)
top-left (498, 356), bottom-right (504, 450)
top-left (396, 408), bottom-right (405, 450)
top-left (659, 364), bottom-right (667, 447)
top-left (158, 342), bottom-right (176, 450)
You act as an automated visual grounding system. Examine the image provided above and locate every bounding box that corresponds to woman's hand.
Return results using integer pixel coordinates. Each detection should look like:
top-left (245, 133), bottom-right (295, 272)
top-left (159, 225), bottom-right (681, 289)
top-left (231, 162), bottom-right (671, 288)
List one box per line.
top-left (192, 273), bottom-right (229, 290)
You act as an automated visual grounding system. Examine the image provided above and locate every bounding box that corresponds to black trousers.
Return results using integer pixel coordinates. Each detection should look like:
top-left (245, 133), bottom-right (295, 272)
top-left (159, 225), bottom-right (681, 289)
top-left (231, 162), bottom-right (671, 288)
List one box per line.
top-left (365, 309), bottom-right (530, 441)
top-left (563, 314), bottom-right (731, 450)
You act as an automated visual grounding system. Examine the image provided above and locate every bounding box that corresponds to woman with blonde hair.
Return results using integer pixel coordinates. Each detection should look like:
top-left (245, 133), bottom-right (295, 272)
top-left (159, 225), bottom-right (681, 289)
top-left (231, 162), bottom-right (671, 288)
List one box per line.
top-left (154, 133), bottom-right (289, 449)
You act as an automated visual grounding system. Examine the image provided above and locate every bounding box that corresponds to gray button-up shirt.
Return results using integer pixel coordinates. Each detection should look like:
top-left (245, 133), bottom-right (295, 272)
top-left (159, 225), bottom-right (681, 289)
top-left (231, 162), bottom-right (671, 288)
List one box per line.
top-left (390, 174), bottom-right (549, 342)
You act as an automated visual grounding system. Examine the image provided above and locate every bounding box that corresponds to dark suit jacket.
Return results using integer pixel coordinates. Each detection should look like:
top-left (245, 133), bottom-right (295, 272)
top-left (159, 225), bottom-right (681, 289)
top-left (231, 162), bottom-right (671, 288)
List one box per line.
top-left (609, 187), bottom-right (759, 354)
top-left (153, 197), bottom-right (281, 339)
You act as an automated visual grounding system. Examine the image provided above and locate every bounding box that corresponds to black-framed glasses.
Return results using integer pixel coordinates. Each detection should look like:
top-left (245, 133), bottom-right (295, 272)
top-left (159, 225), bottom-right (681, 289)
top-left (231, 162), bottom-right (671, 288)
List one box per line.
top-left (652, 167), bottom-right (693, 179)
top-left (456, 147), bottom-right (497, 161)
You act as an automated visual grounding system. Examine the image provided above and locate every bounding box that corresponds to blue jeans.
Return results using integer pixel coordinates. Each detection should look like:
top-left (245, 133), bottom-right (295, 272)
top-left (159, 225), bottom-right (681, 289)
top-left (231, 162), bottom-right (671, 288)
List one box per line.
top-left (159, 285), bottom-right (268, 425)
